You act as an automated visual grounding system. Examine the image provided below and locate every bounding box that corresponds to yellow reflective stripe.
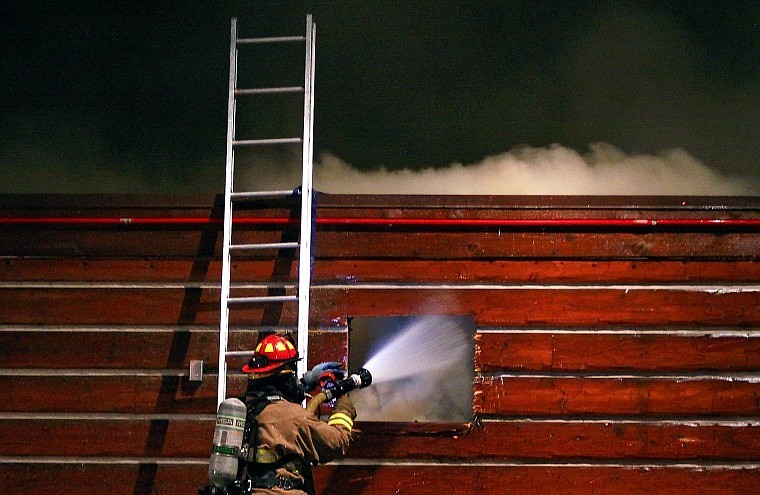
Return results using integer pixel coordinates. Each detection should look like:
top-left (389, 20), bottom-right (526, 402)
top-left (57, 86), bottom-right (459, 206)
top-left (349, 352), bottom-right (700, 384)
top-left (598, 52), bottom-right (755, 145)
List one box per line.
top-left (253, 447), bottom-right (278, 464)
top-left (329, 412), bottom-right (354, 427)
top-left (328, 417), bottom-right (354, 431)
top-left (328, 412), bottom-right (354, 431)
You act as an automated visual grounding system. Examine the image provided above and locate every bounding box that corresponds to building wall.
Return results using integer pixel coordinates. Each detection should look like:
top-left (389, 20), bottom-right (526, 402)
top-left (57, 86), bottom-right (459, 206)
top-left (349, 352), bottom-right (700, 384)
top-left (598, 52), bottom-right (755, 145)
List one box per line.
top-left (1, 194), bottom-right (759, 494)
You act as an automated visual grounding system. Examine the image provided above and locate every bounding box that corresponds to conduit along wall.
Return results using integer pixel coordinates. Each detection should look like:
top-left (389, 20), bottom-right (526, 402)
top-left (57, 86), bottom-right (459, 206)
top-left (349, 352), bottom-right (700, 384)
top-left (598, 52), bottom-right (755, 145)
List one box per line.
top-left (0, 193), bottom-right (759, 495)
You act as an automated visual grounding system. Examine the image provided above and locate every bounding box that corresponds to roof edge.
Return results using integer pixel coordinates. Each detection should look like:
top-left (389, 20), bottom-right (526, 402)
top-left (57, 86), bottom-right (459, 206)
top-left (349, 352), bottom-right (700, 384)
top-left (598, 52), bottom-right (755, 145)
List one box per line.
top-left (2, 193), bottom-right (759, 211)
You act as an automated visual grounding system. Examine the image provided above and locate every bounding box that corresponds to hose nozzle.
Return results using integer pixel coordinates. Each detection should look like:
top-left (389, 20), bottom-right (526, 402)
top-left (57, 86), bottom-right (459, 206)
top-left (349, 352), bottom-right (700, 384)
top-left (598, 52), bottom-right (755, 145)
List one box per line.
top-left (350, 367), bottom-right (373, 389)
top-left (305, 368), bottom-right (373, 415)
top-left (324, 367), bottom-right (372, 401)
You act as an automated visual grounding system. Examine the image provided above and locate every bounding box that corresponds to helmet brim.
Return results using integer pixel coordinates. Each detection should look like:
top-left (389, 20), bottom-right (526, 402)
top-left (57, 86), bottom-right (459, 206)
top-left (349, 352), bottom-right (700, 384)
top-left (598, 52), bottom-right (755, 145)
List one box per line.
top-left (241, 356), bottom-right (300, 374)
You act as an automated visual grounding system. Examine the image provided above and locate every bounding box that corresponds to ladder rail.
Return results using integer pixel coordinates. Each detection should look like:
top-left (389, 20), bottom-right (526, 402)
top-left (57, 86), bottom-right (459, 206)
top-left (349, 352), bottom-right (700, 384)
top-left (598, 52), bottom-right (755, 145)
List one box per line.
top-left (296, 15), bottom-right (316, 382)
top-left (218, 17), bottom-right (239, 407)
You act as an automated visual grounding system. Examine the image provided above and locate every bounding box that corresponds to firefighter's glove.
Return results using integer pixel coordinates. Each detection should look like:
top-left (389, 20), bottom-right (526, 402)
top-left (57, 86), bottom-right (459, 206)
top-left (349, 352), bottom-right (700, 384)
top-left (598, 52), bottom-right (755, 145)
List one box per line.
top-left (301, 361), bottom-right (343, 392)
top-left (334, 395), bottom-right (357, 419)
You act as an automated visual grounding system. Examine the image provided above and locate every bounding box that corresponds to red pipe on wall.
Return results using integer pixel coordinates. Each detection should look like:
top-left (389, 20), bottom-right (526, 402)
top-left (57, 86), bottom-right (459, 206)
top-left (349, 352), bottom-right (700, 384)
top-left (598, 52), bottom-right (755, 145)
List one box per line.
top-left (1, 216), bottom-right (760, 229)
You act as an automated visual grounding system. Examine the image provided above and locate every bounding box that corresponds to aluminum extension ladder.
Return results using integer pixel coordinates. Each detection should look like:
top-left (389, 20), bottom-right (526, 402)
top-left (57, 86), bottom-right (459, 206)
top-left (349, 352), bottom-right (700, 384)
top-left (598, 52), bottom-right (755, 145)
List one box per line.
top-left (217, 15), bottom-right (316, 406)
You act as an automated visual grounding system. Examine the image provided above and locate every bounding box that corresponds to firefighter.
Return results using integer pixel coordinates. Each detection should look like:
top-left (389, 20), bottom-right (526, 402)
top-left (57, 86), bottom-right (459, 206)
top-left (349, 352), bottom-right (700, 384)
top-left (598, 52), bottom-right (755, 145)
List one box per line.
top-left (238, 334), bottom-right (356, 495)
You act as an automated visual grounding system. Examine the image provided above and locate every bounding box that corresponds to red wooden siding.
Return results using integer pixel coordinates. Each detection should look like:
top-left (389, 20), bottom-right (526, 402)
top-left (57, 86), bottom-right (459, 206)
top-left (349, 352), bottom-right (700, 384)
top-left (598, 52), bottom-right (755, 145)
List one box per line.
top-left (1, 287), bottom-right (757, 326)
top-left (2, 419), bottom-right (758, 461)
top-left (3, 258), bottom-right (760, 284)
top-left (476, 332), bottom-right (760, 372)
top-left (3, 463), bottom-right (758, 495)
top-left (1, 193), bottom-right (758, 495)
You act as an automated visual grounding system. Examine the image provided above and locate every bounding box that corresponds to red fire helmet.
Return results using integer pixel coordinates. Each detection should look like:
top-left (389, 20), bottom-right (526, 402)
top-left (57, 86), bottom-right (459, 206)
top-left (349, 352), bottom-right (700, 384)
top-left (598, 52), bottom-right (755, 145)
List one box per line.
top-left (241, 334), bottom-right (299, 374)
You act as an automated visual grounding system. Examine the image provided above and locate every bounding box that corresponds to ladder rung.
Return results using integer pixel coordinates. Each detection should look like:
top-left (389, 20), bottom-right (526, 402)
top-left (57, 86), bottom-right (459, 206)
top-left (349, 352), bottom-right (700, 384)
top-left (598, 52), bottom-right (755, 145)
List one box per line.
top-left (228, 295), bottom-right (298, 305)
top-left (225, 350), bottom-right (256, 357)
top-left (236, 87), bottom-right (304, 95)
top-left (233, 138), bottom-right (302, 146)
top-left (237, 36), bottom-right (305, 44)
top-left (230, 242), bottom-right (299, 252)
top-left (231, 190), bottom-right (299, 201)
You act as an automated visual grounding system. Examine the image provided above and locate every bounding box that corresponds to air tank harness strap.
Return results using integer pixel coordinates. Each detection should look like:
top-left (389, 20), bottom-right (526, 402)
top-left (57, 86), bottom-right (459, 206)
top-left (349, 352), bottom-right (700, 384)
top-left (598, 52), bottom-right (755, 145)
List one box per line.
top-left (250, 470), bottom-right (306, 491)
top-left (234, 394), bottom-right (274, 495)
top-left (246, 454), bottom-right (309, 491)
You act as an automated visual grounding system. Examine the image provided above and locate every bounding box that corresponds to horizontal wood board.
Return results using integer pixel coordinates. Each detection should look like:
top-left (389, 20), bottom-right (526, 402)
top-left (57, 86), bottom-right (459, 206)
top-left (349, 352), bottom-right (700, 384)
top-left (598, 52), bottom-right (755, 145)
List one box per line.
top-left (2, 418), bottom-right (758, 461)
top-left (3, 258), bottom-right (760, 283)
top-left (1, 463), bottom-right (758, 495)
top-left (0, 287), bottom-right (758, 326)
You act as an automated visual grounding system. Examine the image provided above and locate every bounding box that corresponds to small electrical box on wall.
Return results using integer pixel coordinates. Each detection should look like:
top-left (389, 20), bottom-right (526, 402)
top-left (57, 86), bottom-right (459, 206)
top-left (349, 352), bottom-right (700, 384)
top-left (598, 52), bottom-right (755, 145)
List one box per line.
top-left (189, 360), bottom-right (204, 382)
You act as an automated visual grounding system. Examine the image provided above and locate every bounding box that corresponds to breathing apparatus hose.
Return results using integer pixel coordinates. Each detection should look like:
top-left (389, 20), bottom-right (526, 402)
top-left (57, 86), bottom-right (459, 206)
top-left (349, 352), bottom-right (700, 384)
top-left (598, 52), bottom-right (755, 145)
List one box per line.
top-left (305, 368), bottom-right (372, 415)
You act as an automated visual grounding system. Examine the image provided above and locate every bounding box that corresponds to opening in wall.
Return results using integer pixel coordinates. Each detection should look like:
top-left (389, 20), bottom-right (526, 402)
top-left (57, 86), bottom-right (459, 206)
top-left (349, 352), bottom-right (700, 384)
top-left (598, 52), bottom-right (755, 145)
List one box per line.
top-left (348, 315), bottom-right (475, 422)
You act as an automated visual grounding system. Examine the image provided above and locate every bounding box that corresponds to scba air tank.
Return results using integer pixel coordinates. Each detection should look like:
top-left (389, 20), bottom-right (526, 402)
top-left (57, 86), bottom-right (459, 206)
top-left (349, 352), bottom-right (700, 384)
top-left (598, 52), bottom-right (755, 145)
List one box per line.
top-left (208, 398), bottom-right (247, 488)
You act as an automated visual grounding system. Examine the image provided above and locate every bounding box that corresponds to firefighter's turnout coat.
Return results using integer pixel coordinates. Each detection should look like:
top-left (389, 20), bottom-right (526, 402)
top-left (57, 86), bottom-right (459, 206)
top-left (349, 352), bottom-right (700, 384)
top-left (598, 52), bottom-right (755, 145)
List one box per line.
top-left (246, 395), bottom-right (357, 494)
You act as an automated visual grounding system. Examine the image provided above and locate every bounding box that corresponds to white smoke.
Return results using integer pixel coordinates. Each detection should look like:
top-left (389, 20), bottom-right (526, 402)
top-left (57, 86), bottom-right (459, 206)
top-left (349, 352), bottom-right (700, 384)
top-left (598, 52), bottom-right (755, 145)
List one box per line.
top-left (309, 143), bottom-right (755, 195)
top-left (3, 114), bottom-right (754, 195)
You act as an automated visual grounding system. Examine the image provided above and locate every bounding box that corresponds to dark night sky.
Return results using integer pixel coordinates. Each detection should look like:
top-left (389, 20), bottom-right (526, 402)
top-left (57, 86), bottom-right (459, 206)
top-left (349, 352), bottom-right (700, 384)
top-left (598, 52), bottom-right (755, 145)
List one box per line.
top-left (1, 1), bottom-right (758, 193)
